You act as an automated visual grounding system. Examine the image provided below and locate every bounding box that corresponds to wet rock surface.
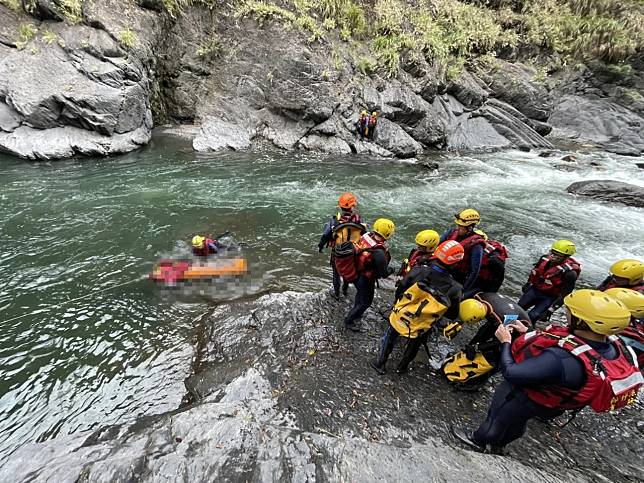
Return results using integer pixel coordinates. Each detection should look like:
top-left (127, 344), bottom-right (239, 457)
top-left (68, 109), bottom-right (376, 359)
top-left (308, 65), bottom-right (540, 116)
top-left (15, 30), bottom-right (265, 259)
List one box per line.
top-left (566, 180), bottom-right (644, 208)
top-left (5, 290), bottom-right (642, 482)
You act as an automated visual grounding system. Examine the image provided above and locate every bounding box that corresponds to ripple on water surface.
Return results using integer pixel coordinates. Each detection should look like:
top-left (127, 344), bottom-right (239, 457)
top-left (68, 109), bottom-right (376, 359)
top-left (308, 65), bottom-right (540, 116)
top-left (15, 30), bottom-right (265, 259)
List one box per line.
top-left (0, 136), bottom-right (642, 462)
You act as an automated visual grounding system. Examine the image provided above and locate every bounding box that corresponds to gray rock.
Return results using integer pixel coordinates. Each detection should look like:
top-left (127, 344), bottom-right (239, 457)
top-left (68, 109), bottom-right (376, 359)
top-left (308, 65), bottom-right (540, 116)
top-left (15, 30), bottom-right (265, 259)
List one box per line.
top-left (566, 180), bottom-right (644, 207)
top-left (447, 70), bottom-right (489, 109)
top-left (447, 115), bottom-right (511, 150)
top-left (548, 95), bottom-right (644, 155)
top-left (372, 118), bottom-right (422, 158)
top-left (298, 134), bottom-right (352, 154)
top-left (380, 82), bottom-right (430, 125)
top-left (0, 101), bottom-right (21, 132)
top-left (192, 117), bottom-right (253, 152)
top-left (477, 59), bottom-right (552, 121)
top-left (561, 154), bottom-right (577, 162)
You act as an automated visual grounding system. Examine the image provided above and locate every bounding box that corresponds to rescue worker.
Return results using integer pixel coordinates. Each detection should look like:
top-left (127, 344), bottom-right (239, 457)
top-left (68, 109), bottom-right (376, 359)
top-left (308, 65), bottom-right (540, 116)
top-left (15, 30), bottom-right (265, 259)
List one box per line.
top-left (370, 240), bottom-right (463, 375)
top-left (397, 229), bottom-right (440, 280)
top-left (192, 235), bottom-right (222, 257)
top-left (605, 288), bottom-right (644, 367)
top-left (519, 239), bottom-right (581, 323)
top-left (463, 230), bottom-right (509, 297)
top-left (366, 111), bottom-right (378, 140)
top-left (341, 218), bottom-right (395, 332)
top-left (441, 293), bottom-right (530, 389)
top-left (318, 192), bottom-right (366, 298)
top-left (440, 209), bottom-right (485, 298)
top-left (453, 289), bottom-right (643, 454)
top-left (597, 259), bottom-right (644, 293)
top-left (355, 110), bottom-right (368, 140)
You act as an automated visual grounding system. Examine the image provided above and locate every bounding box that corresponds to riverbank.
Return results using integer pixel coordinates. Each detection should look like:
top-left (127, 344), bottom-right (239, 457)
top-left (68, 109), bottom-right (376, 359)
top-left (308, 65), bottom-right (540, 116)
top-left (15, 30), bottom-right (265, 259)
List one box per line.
top-left (1, 1), bottom-right (643, 160)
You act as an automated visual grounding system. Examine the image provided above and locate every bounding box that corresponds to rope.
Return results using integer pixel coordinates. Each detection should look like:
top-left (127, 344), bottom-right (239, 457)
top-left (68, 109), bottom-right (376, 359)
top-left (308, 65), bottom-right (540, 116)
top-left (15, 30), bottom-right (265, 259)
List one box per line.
top-left (1, 276), bottom-right (144, 325)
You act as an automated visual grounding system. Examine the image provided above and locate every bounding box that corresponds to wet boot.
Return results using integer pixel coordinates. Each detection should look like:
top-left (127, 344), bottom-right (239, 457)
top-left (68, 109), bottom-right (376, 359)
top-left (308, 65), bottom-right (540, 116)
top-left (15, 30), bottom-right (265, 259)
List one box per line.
top-left (370, 326), bottom-right (397, 374)
top-left (451, 426), bottom-right (486, 453)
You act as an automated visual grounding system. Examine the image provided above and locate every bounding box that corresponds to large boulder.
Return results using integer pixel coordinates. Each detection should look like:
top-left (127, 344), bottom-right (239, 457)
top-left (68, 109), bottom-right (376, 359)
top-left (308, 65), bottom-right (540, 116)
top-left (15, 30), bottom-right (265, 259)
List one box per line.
top-left (549, 95), bottom-right (644, 156)
top-left (566, 180), bottom-right (644, 207)
top-left (372, 118), bottom-right (422, 158)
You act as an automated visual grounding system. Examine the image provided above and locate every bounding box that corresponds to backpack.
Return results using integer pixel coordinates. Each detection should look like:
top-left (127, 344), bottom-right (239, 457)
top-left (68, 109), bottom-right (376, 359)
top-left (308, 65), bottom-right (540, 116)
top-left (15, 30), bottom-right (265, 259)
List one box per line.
top-left (333, 233), bottom-right (384, 283)
top-left (332, 221), bottom-right (366, 245)
top-left (389, 280), bottom-right (450, 338)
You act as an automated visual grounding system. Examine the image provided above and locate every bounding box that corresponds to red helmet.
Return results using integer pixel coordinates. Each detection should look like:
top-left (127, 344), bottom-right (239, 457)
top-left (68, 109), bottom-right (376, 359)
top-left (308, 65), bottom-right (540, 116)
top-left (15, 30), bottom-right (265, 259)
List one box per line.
top-left (433, 241), bottom-right (465, 265)
top-left (338, 192), bottom-right (357, 210)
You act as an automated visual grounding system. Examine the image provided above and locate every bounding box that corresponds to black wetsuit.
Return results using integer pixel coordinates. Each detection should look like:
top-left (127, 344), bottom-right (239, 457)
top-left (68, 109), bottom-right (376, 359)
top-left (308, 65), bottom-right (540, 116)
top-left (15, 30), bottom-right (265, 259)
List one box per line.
top-left (473, 338), bottom-right (617, 448)
top-left (343, 248), bottom-right (390, 326)
top-left (376, 262), bottom-right (462, 371)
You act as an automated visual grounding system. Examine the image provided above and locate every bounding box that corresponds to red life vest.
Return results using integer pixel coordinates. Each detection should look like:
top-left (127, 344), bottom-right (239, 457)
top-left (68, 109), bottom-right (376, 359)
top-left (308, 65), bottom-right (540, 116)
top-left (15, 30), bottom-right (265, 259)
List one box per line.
top-left (512, 326), bottom-right (643, 412)
top-left (477, 240), bottom-right (509, 282)
top-left (445, 229), bottom-right (486, 282)
top-left (603, 280), bottom-right (644, 294)
top-left (193, 238), bottom-right (217, 257)
top-left (528, 255), bottom-right (581, 297)
top-left (399, 248), bottom-right (432, 278)
top-left (334, 233), bottom-right (390, 282)
top-left (356, 233), bottom-right (390, 281)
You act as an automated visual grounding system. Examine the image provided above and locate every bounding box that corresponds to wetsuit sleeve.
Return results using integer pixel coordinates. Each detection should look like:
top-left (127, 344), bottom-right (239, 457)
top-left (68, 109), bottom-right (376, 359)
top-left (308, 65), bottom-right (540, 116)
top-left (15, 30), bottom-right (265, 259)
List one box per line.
top-left (462, 244), bottom-right (483, 292)
top-left (371, 249), bottom-right (390, 279)
top-left (439, 229), bottom-right (450, 243)
top-left (443, 283), bottom-right (463, 320)
top-left (318, 218), bottom-right (335, 249)
top-left (596, 276), bottom-right (611, 291)
top-left (499, 344), bottom-right (585, 388)
top-left (549, 270), bottom-right (578, 311)
top-left (208, 241), bottom-right (220, 252)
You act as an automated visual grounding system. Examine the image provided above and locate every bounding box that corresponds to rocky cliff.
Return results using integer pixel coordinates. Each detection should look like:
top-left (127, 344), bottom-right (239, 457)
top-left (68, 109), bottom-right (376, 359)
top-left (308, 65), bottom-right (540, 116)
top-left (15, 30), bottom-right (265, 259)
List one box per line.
top-left (1, 0), bottom-right (643, 160)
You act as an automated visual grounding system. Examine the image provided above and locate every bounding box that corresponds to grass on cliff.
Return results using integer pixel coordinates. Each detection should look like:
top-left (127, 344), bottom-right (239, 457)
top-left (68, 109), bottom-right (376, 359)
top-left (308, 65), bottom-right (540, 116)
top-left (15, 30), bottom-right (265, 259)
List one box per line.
top-left (232, 0), bottom-right (644, 79)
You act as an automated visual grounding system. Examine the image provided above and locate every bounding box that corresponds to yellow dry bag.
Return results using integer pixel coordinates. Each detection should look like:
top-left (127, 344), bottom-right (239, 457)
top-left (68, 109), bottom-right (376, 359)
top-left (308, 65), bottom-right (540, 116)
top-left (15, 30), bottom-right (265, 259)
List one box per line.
top-left (389, 281), bottom-right (449, 338)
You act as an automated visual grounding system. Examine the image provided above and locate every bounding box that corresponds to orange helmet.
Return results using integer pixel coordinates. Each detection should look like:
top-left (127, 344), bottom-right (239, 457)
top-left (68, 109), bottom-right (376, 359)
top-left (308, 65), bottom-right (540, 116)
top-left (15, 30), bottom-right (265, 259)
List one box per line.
top-left (338, 192), bottom-right (357, 210)
top-left (433, 240), bottom-right (465, 265)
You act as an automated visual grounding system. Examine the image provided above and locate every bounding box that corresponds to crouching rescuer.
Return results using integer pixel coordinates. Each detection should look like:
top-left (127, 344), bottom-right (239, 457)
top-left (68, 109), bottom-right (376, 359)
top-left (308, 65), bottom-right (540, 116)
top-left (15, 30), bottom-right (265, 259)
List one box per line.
top-left (452, 289), bottom-right (643, 454)
top-left (370, 240), bottom-right (464, 374)
top-left (335, 218), bottom-right (395, 332)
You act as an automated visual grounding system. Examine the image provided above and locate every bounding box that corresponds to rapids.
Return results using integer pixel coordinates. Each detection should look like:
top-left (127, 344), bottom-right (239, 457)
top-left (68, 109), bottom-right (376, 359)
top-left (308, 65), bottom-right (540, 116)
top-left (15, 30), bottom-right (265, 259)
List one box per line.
top-left (0, 132), bottom-right (642, 464)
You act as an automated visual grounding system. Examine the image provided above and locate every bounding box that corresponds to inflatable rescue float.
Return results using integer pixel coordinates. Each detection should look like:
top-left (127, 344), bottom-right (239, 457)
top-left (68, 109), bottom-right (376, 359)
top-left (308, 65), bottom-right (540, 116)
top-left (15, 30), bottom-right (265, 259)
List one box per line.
top-left (150, 258), bottom-right (248, 285)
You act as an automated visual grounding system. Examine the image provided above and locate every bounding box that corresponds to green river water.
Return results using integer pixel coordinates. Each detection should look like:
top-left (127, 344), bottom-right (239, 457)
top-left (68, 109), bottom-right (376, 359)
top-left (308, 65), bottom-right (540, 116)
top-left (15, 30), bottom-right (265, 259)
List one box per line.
top-left (0, 132), bottom-right (642, 463)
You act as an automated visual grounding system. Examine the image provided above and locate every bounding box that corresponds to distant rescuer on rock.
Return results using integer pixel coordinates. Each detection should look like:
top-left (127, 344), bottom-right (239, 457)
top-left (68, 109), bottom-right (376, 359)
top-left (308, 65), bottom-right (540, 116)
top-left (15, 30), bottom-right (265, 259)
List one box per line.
top-left (355, 110), bottom-right (369, 140)
top-left (452, 289), bottom-right (643, 454)
top-left (335, 218), bottom-right (395, 332)
top-left (519, 239), bottom-right (581, 323)
top-left (366, 111), bottom-right (378, 140)
top-left (596, 259), bottom-right (644, 293)
top-left (370, 240), bottom-right (464, 375)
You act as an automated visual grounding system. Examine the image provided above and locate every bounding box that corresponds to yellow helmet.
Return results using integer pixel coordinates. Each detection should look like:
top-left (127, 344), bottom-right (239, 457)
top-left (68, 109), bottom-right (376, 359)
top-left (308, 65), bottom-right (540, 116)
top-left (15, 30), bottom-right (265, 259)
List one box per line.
top-left (474, 229), bottom-right (488, 241)
top-left (551, 239), bottom-right (576, 256)
top-left (372, 111), bottom-right (378, 116)
top-left (415, 229), bottom-right (440, 249)
top-left (361, 110), bottom-right (368, 116)
top-left (372, 218), bottom-right (395, 240)
top-left (459, 299), bottom-right (488, 324)
top-left (609, 259), bottom-right (644, 285)
top-left (604, 288), bottom-right (644, 318)
top-left (454, 208), bottom-right (480, 227)
top-left (564, 289), bottom-right (631, 335)
top-left (192, 235), bottom-right (205, 249)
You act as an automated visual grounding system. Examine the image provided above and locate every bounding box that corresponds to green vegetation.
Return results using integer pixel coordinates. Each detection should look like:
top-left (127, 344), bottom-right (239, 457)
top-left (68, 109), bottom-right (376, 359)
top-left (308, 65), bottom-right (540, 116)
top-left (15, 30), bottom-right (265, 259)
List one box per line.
top-left (58, 0), bottom-right (83, 23)
top-left (0, 0), bottom-right (21, 10)
top-left (16, 24), bottom-right (38, 50)
top-left (196, 34), bottom-right (221, 59)
top-left (119, 29), bottom-right (137, 49)
top-left (41, 30), bottom-right (58, 45)
top-left (233, 0), bottom-right (644, 78)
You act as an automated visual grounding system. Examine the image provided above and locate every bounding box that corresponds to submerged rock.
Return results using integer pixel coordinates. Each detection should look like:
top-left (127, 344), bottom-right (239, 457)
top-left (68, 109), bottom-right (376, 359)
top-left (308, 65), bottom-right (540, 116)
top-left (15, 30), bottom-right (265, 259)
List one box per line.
top-left (566, 180), bottom-right (644, 207)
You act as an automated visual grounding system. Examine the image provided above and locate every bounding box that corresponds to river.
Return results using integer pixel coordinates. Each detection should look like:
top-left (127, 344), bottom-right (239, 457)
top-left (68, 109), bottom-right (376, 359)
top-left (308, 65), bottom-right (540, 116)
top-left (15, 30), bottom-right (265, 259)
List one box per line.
top-left (0, 132), bottom-right (642, 464)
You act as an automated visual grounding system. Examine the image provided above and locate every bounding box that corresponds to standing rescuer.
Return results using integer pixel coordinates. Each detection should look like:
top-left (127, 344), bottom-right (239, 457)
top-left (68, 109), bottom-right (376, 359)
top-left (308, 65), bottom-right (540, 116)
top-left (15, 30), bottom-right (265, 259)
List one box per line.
top-left (453, 289), bottom-right (643, 454)
top-left (597, 259), bottom-right (644, 293)
top-left (370, 240), bottom-right (464, 375)
top-left (336, 218), bottom-right (395, 332)
top-left (441, 209), bottom-right (486, 298)
top-left (397, 229), bottom-right (440, 280)
top-left (519, 239), bottom-right (581, 323)
top-left (318, 192), bottom-right (366, 298)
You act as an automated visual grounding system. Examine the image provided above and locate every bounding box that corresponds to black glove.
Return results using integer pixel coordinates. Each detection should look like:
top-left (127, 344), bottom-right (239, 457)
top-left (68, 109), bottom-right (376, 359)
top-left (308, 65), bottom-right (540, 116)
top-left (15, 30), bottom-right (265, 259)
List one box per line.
top-left (464, 345), bottom-right (477, 361)
top-left (521, 283), bottom-right (531, 294)
top-left (318, 245), bottom-right (324, 253)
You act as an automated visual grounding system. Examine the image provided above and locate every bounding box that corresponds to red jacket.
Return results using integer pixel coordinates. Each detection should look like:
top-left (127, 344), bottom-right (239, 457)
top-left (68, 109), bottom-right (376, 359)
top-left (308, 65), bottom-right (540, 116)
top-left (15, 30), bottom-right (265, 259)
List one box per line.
top-left (356, 233), bottom-right (390, 281)
top-left (512, 326), bottom-right (642, 412)
top-left (528, 255), bottom-right (581, 297)
top-left (477, 240), bottom-right (508, 281)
